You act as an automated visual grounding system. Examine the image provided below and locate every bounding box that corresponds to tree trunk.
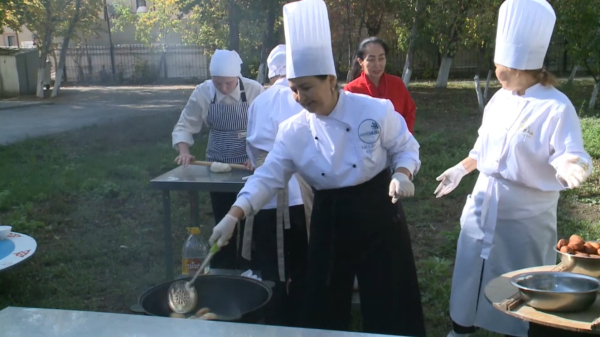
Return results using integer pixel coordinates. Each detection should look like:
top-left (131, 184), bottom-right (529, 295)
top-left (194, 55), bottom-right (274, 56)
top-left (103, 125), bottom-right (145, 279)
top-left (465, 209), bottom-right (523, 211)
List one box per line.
top-left (474, 75), bottom-right (484, 112)
top-left (52, 0), bottom-right (82, 97)
top-left (402, 68), bottom-right (412, 87)
top-left (435, 56), bottom-right (453, 89)
top-left (403, 0), bottom-right (426, 81)
top-left (36, 32), bottom-right (53, 98)
top-left (484, 69), bottom-right (492, 102)
top-left (227, 0), bottom-right (240, 52)
top-left (257, 1), bottom-right (276, 84)
top-left (569, 65), bottom-right (579, 83)
top-left (590, 80), bottom-right (599, 111)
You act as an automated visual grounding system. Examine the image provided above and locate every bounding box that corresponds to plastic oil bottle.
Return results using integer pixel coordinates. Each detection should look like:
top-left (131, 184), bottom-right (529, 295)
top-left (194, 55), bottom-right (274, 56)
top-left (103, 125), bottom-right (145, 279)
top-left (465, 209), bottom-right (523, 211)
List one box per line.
top-left (182, 227), bottom-right (210, 276)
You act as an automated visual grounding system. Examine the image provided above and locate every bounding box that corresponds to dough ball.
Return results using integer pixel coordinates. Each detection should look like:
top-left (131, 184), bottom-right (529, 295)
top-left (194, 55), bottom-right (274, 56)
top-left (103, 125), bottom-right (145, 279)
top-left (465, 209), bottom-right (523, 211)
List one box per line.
top-left (210, 162), bottom-right (232, 173)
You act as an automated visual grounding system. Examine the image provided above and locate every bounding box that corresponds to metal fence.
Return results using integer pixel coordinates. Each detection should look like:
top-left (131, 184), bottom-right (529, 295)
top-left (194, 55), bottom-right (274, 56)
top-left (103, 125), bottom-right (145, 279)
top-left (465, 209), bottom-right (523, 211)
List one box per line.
top-left (56, 40), bottom-right (578, 85)
top-left (57, 44), bottom-right (210, 85)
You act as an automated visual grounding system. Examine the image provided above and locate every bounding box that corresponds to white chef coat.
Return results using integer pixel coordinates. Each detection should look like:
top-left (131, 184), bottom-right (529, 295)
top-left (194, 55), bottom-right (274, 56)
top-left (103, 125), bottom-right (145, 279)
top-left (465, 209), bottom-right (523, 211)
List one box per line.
top-left (172, 77), bottom-right (264, 148)
top-left (450, 83), bottom-right (592, 337)
top-left (235, 90), bottom-right (420, 215)
top-left (246, 77), bottom-right (304, 210)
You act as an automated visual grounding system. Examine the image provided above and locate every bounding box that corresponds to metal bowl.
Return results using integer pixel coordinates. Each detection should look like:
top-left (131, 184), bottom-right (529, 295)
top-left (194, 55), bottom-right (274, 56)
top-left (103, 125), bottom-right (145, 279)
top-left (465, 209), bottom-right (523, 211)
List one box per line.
top-left (555, 245), bottom-right (600, 278)
top-left (511, 271), bottom-right (600, 312)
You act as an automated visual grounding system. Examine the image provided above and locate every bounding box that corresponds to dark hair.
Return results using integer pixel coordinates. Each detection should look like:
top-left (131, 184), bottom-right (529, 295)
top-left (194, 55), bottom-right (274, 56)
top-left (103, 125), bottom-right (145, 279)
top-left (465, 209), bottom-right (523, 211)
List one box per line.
top-left (315, 75), bottom-right (340, 91)
top-left (348, 37), bottom-right (389, 82)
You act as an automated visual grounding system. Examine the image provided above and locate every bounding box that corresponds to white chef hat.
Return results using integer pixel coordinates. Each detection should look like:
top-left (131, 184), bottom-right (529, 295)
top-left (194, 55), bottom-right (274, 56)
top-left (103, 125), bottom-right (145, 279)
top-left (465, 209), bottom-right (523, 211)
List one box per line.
top-left (494, 0), bottom-right (556, 70)
top-left (267, 44), bottom-right (287, 79)
top-left (210, 49), bottom-right (243, 77)
top-left (283, 0), bottom-right (336, 79)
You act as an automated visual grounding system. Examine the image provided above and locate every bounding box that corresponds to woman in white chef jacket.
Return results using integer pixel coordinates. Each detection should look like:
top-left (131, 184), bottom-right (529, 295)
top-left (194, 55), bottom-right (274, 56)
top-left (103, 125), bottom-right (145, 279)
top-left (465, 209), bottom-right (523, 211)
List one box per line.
top-left (243, 44), bottom-right (312, 327)
top-left (209, 1), bottom-right (426, 336)
top-left (172, 49), bottom-right (264, 270)
top-left (435, 1), bottom-right (593, 337)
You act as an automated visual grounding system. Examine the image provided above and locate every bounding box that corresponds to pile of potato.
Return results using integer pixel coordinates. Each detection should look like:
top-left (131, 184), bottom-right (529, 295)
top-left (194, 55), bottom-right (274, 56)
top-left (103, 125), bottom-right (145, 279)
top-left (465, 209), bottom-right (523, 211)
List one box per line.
top-left (557, 235), bottom-right (600, 258)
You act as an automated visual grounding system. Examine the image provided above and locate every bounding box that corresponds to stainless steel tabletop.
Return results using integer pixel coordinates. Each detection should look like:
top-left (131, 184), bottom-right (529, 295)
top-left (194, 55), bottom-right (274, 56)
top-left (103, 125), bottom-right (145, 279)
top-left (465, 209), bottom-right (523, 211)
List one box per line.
top-left (150, 165), bottom-right (249, 192)
top-left (0, 307), bottom-right (396, 337)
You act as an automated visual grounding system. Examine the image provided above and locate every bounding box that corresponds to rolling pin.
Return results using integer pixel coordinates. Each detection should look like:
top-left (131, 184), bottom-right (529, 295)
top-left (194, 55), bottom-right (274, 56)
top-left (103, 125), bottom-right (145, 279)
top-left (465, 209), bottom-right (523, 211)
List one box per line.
top-left (190, 160), bottom-right (249, 171)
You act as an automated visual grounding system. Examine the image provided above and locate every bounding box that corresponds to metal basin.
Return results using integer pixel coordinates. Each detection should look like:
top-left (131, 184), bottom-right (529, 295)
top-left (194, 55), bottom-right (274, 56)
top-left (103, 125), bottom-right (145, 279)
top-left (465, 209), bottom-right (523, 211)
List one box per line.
top-left (556, 246), bottom-right (600, 278)
top-left (511, 272), bottom-right (600, 312)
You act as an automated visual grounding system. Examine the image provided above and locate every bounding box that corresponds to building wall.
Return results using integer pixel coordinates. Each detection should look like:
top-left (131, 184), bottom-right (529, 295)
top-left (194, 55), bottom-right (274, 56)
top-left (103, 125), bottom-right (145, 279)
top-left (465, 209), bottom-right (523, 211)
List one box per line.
top-left (0, 54), bottom-right (20, 96)
top-left (0, 26), bottom-right (35, 48)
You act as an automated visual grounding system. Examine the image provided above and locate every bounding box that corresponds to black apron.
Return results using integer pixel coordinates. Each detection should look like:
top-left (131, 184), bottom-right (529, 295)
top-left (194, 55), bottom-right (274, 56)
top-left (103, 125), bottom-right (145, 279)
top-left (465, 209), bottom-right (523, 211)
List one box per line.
top-left (206, 79), bottom-right (250, 270)
top-left (251, 205), bottom-right (308, 327)
top-left (303, 169), bottom-right (426, 337)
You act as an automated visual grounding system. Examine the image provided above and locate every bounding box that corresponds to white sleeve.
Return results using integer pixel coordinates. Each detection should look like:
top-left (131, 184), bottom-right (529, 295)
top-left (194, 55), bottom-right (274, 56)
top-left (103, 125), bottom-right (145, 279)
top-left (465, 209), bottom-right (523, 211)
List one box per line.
top-left (246, 99), bottom-right (277, 167)
top-left (381, 101), bottom-right (421, 176)
top-left (235, 128), bottom-right (296, 216)
top-left (172, 85), bottom-right (208, 148)
top-left (548, 104), bottom-right (592, 170)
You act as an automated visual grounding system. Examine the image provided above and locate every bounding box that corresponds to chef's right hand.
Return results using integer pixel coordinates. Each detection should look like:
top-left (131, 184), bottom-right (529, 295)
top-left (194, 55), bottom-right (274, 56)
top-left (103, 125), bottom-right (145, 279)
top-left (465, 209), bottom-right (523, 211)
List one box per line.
top-left (434, 163), bottom-right (469, 198)
top-left (174, 153), bottom-right (195, 167)
top-left (209, 214), bottom-right (238, 247)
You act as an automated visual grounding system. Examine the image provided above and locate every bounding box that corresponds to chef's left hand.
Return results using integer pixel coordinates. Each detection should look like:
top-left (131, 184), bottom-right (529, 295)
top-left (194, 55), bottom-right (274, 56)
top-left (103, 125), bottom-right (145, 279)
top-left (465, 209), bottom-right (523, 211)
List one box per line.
top-left (557, 154), bottom-right (593, 189)
top-left (389, 172), bottom-right (414, 203)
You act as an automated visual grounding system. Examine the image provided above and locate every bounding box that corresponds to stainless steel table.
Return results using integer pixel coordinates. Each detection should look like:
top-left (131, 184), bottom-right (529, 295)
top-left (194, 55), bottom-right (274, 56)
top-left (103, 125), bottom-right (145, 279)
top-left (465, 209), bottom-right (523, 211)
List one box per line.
top-left (150, 165), bottom-right (249, 279)
top-left (0, 307), bottom-right (396, 337)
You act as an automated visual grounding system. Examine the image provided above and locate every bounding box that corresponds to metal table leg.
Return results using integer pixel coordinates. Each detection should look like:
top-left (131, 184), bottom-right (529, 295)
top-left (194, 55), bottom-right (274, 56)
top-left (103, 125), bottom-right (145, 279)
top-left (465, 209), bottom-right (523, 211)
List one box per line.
top-left (162, 190), bottom-right (173, 280)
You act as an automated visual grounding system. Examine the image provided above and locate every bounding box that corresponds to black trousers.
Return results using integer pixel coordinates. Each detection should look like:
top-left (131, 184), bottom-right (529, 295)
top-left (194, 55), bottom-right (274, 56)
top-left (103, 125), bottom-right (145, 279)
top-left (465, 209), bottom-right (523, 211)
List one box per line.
top-left (209, 192), bottom-right (249, 270)
top-left (303, 170), bottom-right (426, 337)
top-left (252, 205), bottom-right (308, 327)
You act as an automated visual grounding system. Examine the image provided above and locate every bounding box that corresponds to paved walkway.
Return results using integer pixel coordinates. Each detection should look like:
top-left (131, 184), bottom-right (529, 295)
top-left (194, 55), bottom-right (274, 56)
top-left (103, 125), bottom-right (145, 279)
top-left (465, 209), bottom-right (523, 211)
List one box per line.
top-left (0, 86), bottom-right (195, 145)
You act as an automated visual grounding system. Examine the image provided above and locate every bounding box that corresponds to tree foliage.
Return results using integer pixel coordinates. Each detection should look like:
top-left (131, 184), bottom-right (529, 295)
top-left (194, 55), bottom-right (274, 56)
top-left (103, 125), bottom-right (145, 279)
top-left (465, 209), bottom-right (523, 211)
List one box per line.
top-left (553, 0), bottom-right (600, 82)
top-left (112, 0), bottom-right (183, 45)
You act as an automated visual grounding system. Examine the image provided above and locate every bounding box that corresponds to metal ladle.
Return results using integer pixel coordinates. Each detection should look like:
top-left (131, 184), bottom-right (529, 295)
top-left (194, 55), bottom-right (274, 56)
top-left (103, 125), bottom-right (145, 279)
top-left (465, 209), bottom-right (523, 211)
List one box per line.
top-left (168, 244), bottom-right (220, 314)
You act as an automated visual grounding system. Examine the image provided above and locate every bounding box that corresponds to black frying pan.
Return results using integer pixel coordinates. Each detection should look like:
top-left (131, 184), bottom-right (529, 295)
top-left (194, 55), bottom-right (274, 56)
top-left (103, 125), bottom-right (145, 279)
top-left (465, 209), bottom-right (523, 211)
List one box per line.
top-left (139, 274), bottom-right (272, 323)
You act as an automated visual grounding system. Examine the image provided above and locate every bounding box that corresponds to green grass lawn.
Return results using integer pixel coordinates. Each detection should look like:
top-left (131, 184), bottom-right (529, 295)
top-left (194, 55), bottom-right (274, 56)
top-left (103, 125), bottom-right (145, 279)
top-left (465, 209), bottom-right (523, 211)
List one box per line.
top-left (0, 79), bottom-right (598, 336)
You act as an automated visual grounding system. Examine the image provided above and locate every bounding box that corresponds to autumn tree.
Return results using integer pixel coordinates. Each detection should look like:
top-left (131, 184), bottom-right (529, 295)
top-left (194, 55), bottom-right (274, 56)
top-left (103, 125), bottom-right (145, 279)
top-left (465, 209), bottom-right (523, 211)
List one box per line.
top-left (19, 0), bottom-right (103, 98)
top-left (463, 0), bottom-right (502, 110)
top-left (424, 0), bottom-right (474, 88)
top-left (554, 0), bottom-right (600, 111)
top-left (0, 0), bottom-right (25, 34)
top-left (393, 0), bottom-right (427, 86)
top-left (112, 0), bottom-right (182, 45)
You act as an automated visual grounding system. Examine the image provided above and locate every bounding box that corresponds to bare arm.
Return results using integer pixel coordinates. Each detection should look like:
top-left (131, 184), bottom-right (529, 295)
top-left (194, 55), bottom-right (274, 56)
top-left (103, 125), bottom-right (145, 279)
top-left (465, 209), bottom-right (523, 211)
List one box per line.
top-left (461, 157), bottom-right (478, 173)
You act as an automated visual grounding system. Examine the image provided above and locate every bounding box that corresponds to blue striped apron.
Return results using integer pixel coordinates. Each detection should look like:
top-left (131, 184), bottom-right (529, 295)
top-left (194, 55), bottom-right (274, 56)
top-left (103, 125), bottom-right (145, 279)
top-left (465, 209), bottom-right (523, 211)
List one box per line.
top-left (205, 78), bottom-right (249, 164)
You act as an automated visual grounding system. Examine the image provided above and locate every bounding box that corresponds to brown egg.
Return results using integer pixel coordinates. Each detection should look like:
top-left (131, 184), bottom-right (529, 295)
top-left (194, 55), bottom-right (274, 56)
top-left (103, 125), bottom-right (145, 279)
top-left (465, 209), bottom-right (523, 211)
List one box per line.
top-left (570, 234), bottom-right (585, 244)
top-left (568, 242), bottom-right (585, 252)
top-left (557, 239), bottom-right (568, 250)
top-left (560, 246), bottom-right (574, 254)
top-left (590, 242), bottom-right (600, 250)
top-left (584, 243), bottom-right (597, 254)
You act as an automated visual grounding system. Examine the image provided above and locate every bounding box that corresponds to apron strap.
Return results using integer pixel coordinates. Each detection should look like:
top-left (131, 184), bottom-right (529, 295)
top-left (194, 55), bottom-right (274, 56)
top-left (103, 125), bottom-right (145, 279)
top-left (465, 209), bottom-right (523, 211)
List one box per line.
top-left (242, 215), bottom-right (254, 261)
top-left (239, 78), bottom-right (247, 103)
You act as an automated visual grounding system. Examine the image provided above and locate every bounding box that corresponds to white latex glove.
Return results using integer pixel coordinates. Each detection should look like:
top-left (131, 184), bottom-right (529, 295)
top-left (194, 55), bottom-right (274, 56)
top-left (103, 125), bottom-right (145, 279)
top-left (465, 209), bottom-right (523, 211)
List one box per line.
top-left (556, 154), bottom-right (593, 189)
top-left (209, 214), bottom-right (238, 247)
top-left (242, 175), bottom-right (250, 181)
top-left (434, 163), bottom-right (469, 198)
top-left (389, 172), bottom-right (414, 203)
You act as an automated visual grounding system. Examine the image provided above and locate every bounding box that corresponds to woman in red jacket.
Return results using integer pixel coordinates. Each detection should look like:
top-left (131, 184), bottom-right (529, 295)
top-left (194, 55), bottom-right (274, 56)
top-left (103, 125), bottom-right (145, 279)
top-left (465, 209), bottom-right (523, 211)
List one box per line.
top-left (344, 37), bottom-right (416, 133)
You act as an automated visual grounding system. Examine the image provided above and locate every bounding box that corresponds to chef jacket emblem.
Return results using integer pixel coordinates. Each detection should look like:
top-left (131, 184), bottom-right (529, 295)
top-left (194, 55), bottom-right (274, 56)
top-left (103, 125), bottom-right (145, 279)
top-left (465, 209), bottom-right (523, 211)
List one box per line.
top-left (358, 119), bottom-right (381, 144)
